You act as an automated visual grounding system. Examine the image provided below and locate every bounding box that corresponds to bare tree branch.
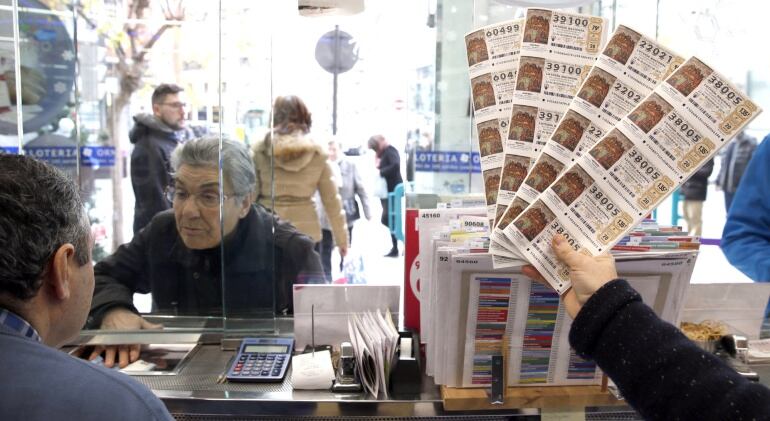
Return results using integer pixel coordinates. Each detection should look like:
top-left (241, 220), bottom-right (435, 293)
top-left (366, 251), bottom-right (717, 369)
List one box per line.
top-left (69, 3), bottom-right (97, 30)
top-left (114, 41), bottom-right (126, 61)
top-left (125, 0), bottom-right (143, 57)
top-left (136, 24), bottom-right (171, 61)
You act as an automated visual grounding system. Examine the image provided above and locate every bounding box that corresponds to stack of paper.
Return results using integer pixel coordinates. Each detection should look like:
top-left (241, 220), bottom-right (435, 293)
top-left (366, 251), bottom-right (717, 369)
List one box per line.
top-left (347, 309), bottom-right (399, 398)
top-left (612, 220), bottom-right (700, 252)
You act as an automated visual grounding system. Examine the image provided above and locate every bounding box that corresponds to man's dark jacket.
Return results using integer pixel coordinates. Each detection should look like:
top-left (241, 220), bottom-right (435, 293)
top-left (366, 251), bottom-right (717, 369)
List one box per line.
top-left (129, 113), bottom-right (183, 234)
top-left (680, 158), bottom-right (714, 201)
top-left (88, 205), bottom-right (323, 327)
top-left (717, 131), bottom-right (758, 194)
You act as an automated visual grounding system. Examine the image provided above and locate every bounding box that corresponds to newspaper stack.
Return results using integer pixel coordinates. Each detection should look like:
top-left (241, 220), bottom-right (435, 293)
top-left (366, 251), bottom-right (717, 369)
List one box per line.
top-left (347, 309), bottom-right (399, 398)
top-left (466, 8), bottom-right (762, 294)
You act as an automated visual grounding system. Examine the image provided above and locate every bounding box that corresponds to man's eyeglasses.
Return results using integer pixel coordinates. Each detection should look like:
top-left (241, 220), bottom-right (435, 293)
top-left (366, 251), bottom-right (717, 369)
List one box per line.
top-left (161, 102), bottom-right (187, 109)
top-left (165, 186), bottom-right (235, 208)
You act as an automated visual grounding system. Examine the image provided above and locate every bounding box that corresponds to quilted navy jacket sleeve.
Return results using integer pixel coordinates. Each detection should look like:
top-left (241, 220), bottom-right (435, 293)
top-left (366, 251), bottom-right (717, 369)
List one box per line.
top-left (570, 279), bottom-right (770, 421)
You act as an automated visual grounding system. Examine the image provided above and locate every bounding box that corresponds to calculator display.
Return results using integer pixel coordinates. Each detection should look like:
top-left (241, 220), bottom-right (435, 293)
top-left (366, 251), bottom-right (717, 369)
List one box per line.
top-left (243, 344), bottom-right (288, 354)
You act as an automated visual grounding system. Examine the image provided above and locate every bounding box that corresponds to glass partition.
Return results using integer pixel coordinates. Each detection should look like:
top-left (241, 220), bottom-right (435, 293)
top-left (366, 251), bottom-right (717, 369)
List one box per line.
top-left (2, 0), bottom-right (768, 339)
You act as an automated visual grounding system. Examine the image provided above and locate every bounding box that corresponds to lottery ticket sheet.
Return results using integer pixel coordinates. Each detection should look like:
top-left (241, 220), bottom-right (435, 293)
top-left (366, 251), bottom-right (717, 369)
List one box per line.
top-left (491, 26), bottom-right (684, 265)
top-left (501, 57), bottom-right (762, 293)
top-left (466, 19), bottom-right (523, 226)
top-left (488, 9), bottom-right (608, 259)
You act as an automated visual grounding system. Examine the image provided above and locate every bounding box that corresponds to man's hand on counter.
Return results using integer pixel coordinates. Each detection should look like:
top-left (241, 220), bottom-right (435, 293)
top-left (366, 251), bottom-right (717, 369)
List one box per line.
top-left (86, 308), bottom-right (163, 368)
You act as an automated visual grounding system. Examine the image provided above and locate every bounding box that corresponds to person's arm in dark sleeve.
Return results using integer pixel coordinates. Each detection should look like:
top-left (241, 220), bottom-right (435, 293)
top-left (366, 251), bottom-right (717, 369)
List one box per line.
top-left (378, 148), bottom-right (400, 179)
top-left (721, 137), bottom-right (770, 281)
top-left (130, 142), bottom-right (170, 233)
top-left (570, 279), bottom-right (770, 421)
top-left (87, 226), bottom-right (153, 328)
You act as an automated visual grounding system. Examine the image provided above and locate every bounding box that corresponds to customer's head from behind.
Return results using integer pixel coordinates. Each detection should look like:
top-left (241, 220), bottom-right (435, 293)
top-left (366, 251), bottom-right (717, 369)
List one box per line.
top-left (0, 154), bottom-right (92, 347)
top-left (151, 83), bottom-right (187, 130)
top-left (168, 136), bottom-right (255, 249)
top-left (271, 95), bottom-right (312, 135)
top-left (366, 134), bottom-right (385, 154)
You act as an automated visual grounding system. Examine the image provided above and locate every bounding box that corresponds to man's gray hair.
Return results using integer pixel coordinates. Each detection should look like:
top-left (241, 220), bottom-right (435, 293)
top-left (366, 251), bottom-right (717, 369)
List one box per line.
top-left (0, 154), bottom-right (90, 301)
top-left (170, 136), bottom-right (257, 196)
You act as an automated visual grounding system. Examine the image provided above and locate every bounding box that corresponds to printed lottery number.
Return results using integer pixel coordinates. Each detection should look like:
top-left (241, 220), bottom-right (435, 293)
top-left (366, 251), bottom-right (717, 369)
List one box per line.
top-left (493, 71), bottom-right (516, 82)
top-left (538, 111), bottom-right (560, 122)
top-left (707, 75), bottom-right (743, 106)
top-left (614, 82), bottom-right (642, 103)
top-left (552, 14), bottom-right (588, 27)
top-left (550, 222), bottom-right (580, 251)
top-left (588, 185), bottom-right (621, 217)
top-left (667, 112), bottom-right (702, 142)
top-left (588, 126), bottom-right (603, 138)
top-left (638, 40), bottom-right (674, 64)
top-left (546, 62), bottom-right (582, 75)
top-left (486, 24), bottom-right (519, 37)
top-left (628, 150), bottom-right (661, 180)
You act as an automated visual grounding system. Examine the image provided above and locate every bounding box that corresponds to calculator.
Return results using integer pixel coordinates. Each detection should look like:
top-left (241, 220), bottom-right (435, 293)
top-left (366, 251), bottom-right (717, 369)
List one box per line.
top-left (226, 337), bottom-right (294, 382)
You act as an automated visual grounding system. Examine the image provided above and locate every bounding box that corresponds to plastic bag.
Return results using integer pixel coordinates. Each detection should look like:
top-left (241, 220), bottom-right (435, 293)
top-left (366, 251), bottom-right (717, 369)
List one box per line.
top-left (338, 248), bottom-right (367, 284)
top-left (373, 176), bottom-right (388, 199)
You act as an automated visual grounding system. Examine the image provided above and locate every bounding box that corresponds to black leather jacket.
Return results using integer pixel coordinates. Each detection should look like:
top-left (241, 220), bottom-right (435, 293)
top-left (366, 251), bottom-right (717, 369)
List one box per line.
top-left (129, 114), bottom-right (183, 234)
top-left (87, 205), bottom-right (323, 327)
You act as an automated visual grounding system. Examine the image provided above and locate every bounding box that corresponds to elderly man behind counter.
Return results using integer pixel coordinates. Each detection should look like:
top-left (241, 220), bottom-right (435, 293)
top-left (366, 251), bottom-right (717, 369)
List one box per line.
top-left (88, 137), bottom-right (323, 368)
top-left (0, 154), bottom-right (172, 420)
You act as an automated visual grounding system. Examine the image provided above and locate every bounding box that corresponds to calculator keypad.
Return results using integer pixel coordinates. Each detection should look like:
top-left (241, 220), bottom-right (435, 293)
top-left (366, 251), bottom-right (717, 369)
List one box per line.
top-left (231, 353), bottom-right (287, 378)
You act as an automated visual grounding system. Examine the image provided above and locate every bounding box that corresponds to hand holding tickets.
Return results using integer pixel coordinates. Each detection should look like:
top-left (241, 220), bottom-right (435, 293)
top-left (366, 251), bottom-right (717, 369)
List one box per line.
top-left (522, 235), bottom-right (618, 318)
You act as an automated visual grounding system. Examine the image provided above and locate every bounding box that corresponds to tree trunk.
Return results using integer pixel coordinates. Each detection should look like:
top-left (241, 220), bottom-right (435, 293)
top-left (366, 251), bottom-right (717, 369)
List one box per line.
top-left (107, 91), bottom-right (130, 251)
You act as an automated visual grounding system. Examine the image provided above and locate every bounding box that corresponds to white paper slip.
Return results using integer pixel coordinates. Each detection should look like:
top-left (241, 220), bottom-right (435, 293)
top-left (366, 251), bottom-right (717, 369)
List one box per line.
top-left (291, 350), bottom-right (335, 390)
top-left (121, 359), bottom-right (156, 372)
top-left (748, 339), bottom-right (770, 362)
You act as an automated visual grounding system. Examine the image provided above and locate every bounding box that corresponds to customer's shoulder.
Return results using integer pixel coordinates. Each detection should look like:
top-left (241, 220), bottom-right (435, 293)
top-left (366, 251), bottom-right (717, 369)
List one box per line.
top-left (0, 333), bottom-right (171, 419)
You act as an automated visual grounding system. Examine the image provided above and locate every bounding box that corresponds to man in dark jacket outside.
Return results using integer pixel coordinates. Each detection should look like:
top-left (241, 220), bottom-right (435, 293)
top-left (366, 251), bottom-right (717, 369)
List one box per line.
top-left (87, 137), bottom-right (323, 368)
top-left (130, 83), bottom-right (188, 234)
top-left (680, 158), bottom-right (714, 236)
top-left (368, 134), bottom-right (403, 257)
top-left (716, 131), bottom-right (757, 211)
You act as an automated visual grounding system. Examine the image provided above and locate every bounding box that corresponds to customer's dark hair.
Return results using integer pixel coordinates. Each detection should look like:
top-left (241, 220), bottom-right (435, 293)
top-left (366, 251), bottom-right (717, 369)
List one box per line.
top-left (0, 154), bottom-right (90, 300)
top-left (271, 95), bottom-right (312, 135)
top-left (151, 83), bottom-right (184, 105)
